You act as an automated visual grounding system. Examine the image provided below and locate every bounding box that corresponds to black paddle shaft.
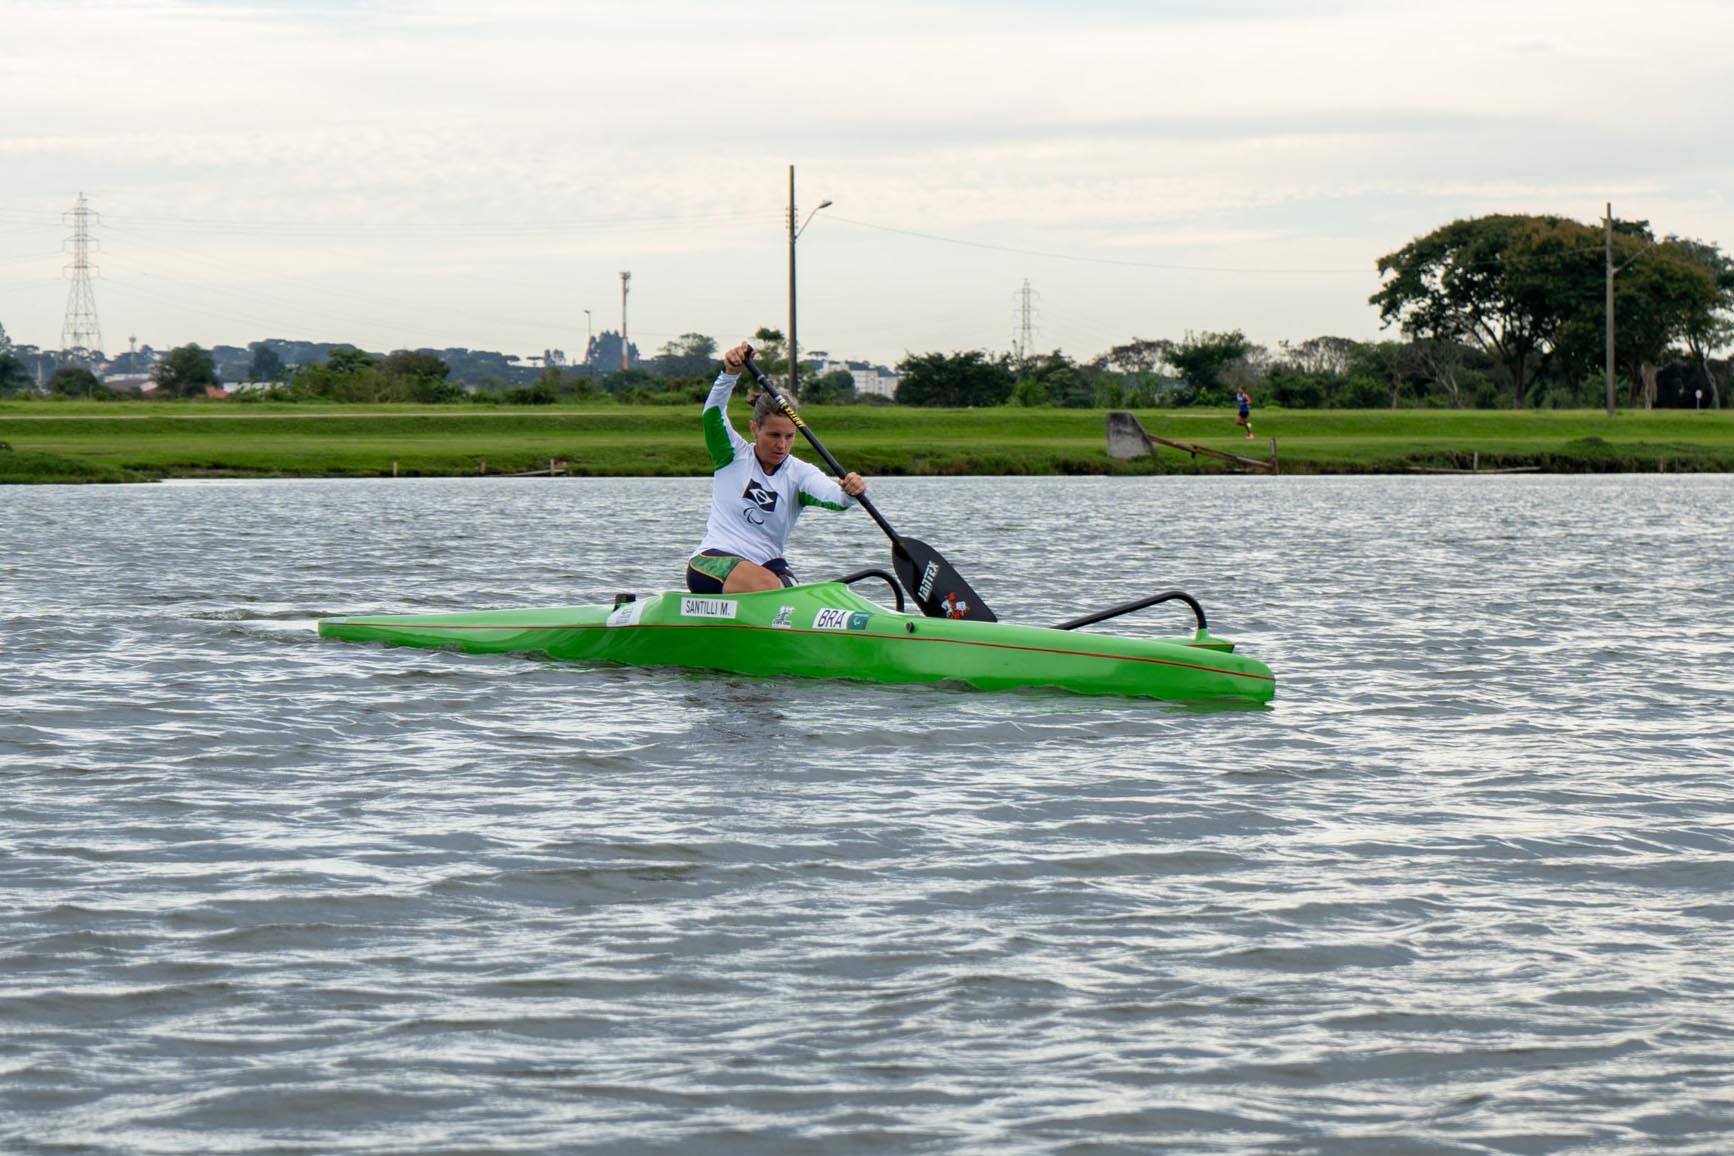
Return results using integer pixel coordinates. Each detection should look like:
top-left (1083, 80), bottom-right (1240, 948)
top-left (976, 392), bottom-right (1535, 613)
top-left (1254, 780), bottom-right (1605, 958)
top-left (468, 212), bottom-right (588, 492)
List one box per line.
top-left (738, 355), bottom-right (997, 622)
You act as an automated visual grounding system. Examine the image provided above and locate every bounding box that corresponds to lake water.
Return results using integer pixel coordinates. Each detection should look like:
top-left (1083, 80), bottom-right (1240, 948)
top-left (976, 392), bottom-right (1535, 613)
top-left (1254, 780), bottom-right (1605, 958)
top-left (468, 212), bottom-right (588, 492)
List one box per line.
top-left (2, 474), bottom-right (1731, 1155)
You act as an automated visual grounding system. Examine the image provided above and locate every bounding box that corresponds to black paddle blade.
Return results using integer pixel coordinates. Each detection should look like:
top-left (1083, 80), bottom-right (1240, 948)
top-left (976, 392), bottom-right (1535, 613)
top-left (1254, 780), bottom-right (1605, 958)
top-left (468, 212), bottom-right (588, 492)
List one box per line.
top-left (893, 537), bottom-right (997, 622)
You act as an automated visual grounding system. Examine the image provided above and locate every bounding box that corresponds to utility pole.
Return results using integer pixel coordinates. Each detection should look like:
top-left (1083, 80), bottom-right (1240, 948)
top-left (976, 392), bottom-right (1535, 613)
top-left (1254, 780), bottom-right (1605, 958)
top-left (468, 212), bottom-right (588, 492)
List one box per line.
top-left (786, 165), bottom-right (832, 397)
top-left (1605, 202), bottom-right (1616, 418)
top-left (583, 308), bottom-right (592, 368)
top-left (61, 192), bottom-right (103, 360)
top-left (619, 272), bottom-right (631, 371)
top-left (787, 166), bottom-right (798, 396)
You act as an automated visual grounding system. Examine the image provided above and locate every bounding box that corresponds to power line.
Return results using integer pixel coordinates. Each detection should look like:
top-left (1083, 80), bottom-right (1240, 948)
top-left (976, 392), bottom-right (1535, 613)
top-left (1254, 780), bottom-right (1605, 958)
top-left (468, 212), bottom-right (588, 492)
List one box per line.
top-left (827, 214), bottom-right (1371, 275)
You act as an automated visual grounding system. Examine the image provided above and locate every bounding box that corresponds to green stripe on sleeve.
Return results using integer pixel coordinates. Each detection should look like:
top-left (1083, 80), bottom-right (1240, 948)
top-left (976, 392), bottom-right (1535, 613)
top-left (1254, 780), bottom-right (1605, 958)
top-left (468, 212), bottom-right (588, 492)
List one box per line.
top-left (702, 407), bottom-right (734, 470)
top-left (798, 491), bottom-right (849, 511)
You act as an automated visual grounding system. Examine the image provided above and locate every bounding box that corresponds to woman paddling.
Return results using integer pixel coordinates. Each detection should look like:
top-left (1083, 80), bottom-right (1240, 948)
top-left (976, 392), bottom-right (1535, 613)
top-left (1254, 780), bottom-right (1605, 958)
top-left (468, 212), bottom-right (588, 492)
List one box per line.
top-left (686, 342), bottom-right (867, 594)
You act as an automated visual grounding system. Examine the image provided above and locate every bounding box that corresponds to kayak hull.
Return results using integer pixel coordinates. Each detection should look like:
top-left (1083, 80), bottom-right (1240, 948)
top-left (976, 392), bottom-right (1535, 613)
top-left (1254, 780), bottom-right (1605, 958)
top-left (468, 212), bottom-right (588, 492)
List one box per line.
top-left (317, 583), bottom-right (1275, 703)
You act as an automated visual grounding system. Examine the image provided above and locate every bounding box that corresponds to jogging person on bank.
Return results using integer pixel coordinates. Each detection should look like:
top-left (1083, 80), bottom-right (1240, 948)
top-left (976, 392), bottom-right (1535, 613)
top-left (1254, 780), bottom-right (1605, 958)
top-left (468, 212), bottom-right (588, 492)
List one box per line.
top-left (1235, 388), bottom-right (1255, 439)
top-left (686, 342), bottom-right (866, 594)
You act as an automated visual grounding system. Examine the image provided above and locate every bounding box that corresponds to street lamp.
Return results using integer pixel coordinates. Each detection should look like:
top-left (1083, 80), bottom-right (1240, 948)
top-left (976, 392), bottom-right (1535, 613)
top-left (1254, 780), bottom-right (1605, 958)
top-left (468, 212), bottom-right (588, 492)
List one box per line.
top-left (787, 164), bottom-right (832, 396)
top-left (1605, 203), bottom-right (1616, 417)
top-left (583, 308), bottom-right (592, 368)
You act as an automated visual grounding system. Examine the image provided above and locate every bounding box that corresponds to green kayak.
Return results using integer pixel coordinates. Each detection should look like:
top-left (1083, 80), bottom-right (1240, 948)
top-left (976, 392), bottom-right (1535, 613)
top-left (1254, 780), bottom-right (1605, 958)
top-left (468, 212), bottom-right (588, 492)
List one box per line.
top-left (318, 578), bottom-right (1275, 703)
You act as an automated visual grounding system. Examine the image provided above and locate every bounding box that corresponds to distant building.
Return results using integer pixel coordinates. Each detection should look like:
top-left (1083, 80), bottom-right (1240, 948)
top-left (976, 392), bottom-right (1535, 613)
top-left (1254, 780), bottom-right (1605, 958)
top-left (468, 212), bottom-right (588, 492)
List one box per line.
top-left (813, 356), bottom-right (900, 399)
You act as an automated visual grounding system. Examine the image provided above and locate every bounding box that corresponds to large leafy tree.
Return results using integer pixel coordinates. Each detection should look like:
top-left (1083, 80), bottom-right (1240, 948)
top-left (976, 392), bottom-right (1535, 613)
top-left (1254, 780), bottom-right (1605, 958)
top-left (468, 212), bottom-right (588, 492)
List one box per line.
top-left (894, 350), bottom-right (1015, 407)
top-left (152, 344), bottom-right (219, 398)
top-left (1371, 214), bottom-right (1595, 406)
top-left (1547, 231), bottom-right (1727, 406)
top-left (1665, 237), bottom-right (1734, 408)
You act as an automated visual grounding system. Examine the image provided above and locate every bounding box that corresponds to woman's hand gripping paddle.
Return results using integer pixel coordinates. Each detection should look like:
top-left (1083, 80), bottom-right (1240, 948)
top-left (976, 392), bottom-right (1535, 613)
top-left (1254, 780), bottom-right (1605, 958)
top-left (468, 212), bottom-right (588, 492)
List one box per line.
top-left (740, 354), bottom-right (996, 622)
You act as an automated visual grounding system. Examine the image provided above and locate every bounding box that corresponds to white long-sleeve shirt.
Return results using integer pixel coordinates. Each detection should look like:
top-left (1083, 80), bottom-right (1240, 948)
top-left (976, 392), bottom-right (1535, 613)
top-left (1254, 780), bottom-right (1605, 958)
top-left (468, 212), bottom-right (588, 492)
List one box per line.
top-left (692, 372), bottom-right (855, 563)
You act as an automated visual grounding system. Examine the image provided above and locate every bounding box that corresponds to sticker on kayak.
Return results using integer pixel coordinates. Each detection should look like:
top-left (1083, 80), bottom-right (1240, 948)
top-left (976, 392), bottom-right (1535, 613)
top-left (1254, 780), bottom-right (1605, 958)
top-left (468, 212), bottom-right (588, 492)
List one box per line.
top-left (606, 600), bottom-right (645, 628)
top-left (771, 605), bottom-right (794, 629)
top-left (680, 597), bottom-right (737, 620)
top-left (812, 608), bottom-right (872, 631)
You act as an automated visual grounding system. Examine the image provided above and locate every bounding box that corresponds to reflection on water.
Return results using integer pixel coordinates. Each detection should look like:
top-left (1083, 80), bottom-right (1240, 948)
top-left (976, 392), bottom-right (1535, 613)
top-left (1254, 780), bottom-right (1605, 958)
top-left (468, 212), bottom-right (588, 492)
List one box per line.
top-left (2, 475), bottom-right (1732, 1155)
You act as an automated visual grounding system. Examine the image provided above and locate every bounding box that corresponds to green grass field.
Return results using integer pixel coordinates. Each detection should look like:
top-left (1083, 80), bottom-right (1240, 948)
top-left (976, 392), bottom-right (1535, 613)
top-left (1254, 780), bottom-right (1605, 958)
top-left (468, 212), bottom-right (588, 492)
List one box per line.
top-left (2, 400), bottom-right (1731, 482)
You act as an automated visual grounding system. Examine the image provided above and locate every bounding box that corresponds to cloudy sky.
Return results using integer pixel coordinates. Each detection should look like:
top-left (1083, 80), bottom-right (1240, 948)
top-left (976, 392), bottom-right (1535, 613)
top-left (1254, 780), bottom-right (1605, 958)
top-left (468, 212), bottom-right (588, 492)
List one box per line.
top-left (2, 0), bottom-right (1731, 367)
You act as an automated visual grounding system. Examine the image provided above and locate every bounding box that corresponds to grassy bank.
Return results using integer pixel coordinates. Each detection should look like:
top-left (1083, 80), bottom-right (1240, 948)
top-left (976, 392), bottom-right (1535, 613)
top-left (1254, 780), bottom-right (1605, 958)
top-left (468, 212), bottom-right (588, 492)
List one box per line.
top-left (2, 401), bottom-right (1731, 482)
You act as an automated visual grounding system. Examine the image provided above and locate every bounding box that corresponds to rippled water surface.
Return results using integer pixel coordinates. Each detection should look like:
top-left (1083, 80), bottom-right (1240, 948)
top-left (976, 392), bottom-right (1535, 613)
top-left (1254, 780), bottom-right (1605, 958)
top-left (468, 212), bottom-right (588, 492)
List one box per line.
top-left (3, 475), bottom-right (1732, 1155)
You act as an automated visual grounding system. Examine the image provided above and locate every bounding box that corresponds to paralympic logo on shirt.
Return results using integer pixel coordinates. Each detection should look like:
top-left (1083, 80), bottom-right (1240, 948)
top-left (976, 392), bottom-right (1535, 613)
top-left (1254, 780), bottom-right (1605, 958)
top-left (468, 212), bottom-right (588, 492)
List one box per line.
top-left (742, 481), bottom-right (778, 525)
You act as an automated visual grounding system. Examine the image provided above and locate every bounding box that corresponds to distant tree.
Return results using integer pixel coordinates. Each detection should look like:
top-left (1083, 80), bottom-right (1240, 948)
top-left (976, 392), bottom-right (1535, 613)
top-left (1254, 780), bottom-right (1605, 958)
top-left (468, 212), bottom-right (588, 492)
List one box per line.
top-left (1261, 371), bottom-right (1326, 409)
top-left (802, 368), bottom-right (856, 405)
top-left (380, 349), bottom-right (462, 402)
top-left (652, 333), bottom-right (718, 378)
top-left (738, 326), bottom-right (787, 383)
top-left (49, 366), bottom-right (100, 397)
top-left (599, 367), bottom-right (660, 396)
top-left (1342, 341), bottom-right (1424, 408)
top-left (325, 347), bottom-right (376, 375)
top-left (382, 349), bottom-right (450, 380)
top-left (1409, 338), bottom-right (1492, 408)
top-left (289, 347), bottom-right (379, 401)
top-left (502, 378), bottom-right (559, 404)
top-left (1670, 237), bottom-right (1734, 408)
top-left (1276, 336), bottom-right (1357, 379)
top-left (1099, 338), bottom-right (1166, 376)
top-left (1165, 330), bottom-right (1255, 404)
top-left (588, 330), bottom-right (641, 373)
top-left (1014, 350), bottom-right (1092, 408)
top-left (152, 344), bottom-right (219, 398)
top-left (1093, 337), bottom-right (1169, 405)
top-left (0, 350), bottom-right (31, 396)
top-left (107, 343), bottom-right (154, 375)
top-left (895, 350), bottom-right (1015, 407)
top-left (248, 343), bottom-right (284, 383)
top-left (1008, 378), bottom-right (1052, 407)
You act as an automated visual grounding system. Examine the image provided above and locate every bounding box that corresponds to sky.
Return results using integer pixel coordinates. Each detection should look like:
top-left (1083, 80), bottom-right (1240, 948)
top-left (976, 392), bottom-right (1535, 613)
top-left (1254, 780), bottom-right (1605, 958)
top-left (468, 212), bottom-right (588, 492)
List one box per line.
top-left (2, 0), bottom-right (1732, 369)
